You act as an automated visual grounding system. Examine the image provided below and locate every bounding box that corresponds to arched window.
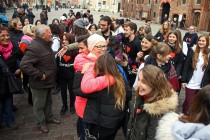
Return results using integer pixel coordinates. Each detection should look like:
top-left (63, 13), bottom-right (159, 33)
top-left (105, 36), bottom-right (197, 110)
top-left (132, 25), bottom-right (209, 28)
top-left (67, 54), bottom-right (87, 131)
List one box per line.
top-left (196, 0), bottom-right (201, 4)
top-left (154, 12), bottom-right (156, 18)
top-left (182, 0), bottom-right (186, 4)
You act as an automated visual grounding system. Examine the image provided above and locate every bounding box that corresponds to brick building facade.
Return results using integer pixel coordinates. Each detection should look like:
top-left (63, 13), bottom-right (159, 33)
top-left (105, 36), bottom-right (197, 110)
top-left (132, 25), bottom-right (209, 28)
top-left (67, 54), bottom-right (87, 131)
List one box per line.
top-left (122, 0), bottom-right (210, 32)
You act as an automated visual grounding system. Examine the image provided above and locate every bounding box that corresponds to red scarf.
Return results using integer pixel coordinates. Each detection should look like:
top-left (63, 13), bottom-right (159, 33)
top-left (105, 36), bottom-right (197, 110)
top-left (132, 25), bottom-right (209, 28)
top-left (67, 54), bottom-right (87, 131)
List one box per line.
top-left (0, 41), bottom-right (13, 60)
top-left (142, 93), bottom-right (152, 101)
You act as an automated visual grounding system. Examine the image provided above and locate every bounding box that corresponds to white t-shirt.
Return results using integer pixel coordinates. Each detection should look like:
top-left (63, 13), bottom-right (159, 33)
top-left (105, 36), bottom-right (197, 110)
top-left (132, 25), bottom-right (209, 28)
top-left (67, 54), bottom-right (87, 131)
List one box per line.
top-left (133, 63), bottom-right (145, 90)
top-left (51, 36), bottom-right (60, 53)
top-left (182, 41), bottom-right (188, 56)
top-left (114, 26), bottom-right (124, 34)
top-left (186, 52), bottom-right (204, 89)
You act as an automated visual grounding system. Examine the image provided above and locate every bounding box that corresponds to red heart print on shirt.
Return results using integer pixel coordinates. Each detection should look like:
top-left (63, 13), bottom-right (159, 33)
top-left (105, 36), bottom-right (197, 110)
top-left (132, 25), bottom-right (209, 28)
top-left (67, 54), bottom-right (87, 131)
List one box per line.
top-left (187, 38), bottom-right (191, 43)
top-left (63, 55), bottom-right (71, 62)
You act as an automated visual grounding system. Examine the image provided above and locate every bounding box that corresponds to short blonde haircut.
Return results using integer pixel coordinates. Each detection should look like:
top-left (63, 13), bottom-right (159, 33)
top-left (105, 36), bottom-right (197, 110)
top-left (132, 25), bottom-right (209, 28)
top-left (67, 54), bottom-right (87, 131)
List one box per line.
top-left (22, 24), bottom-right (35, 36)
top-left (9, 18), bottom-right (21, 29)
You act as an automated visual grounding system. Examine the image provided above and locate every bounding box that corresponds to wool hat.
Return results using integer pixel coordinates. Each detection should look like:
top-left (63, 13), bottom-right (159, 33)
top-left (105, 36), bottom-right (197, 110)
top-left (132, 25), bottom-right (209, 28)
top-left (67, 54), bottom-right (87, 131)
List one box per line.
top-left (74, 18), bottom-right (89, 29)
top-left (87, 34), bottom-right (106, 52)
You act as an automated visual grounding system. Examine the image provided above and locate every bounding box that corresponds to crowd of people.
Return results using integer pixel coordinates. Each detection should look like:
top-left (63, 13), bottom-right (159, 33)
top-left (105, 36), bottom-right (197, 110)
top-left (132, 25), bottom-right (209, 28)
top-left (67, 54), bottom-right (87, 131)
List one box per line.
top-left (0, 7), bottom-right (210, 140)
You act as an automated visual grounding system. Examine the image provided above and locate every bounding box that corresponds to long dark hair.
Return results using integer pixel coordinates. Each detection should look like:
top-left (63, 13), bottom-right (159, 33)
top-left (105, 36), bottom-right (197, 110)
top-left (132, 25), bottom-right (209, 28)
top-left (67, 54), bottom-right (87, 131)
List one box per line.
top-left (73, 25), bottom-right (89, 37)
top-left (49, 24), bottom-right (64, 42)
top-left (179, 85), bottom-right (210, 125)
top-left (64, 33), bottom-right (75, 44)
top-left (94, 53), bottom-right (126, 110)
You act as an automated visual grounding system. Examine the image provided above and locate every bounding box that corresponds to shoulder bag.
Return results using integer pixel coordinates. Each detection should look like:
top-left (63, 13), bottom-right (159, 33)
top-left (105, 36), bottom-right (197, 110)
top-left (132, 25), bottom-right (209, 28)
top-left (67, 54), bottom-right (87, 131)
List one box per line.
top-left (0, 55), bottom-right (22, 94)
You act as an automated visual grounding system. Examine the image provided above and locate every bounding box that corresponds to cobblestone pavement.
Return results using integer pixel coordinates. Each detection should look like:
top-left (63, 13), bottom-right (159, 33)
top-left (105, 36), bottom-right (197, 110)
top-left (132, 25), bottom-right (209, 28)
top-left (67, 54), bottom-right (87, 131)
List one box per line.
top-left (0, 91), bottom-right (126, 140)
top-left (0, 8), bottom-right (186, 140)
top-left (0, 88), bottom-right (185, 140)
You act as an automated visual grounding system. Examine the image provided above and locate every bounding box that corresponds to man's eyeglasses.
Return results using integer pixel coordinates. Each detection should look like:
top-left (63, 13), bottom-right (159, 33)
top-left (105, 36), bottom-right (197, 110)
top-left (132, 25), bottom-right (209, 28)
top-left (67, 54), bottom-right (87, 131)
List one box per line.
top-left (95, 45), bottom-right (107, 50)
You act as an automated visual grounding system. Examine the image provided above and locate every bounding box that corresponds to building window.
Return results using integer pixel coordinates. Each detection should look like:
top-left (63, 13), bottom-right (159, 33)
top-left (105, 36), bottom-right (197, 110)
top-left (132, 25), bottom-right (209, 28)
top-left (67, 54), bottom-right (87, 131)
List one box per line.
top-left (148, 0), bottom-right (151, 4)
top-left (196, 0), bottom-right (201, 4)
top-left (182, 0), bottom-right (186, 4)
top-left (154, 12), bottom-right (156, 18)
top-left (142, 0), bottom-right (144, 4)
top-left (154, 0), bottom-right (158, 4)
top-left (103, 1), bottom-right (106, 5)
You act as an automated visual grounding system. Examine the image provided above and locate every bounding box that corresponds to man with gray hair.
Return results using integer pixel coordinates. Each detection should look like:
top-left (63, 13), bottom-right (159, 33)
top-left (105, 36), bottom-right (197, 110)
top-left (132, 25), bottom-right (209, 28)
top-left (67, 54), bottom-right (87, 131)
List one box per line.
top-left (20, 25), bottom-right (61, 133)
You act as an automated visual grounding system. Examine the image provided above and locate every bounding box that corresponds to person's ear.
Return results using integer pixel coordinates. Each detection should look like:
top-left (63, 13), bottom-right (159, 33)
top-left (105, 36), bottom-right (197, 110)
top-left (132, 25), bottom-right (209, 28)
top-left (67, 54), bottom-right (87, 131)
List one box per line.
top-left (157, 54), bottom-right (161, 60)
top-left (131, 30), bottom-right (135, 34)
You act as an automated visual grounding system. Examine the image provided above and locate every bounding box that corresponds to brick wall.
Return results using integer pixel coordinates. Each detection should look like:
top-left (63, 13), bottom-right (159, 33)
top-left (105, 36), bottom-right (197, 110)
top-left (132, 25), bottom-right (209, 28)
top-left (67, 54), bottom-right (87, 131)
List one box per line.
top-left (121, 0), bottom-right (210, 32)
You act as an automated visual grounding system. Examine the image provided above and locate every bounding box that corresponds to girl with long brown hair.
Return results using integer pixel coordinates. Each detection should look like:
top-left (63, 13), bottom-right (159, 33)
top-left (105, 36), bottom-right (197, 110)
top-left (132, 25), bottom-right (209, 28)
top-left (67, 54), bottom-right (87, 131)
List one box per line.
top-left (80, 53), bottom-right (131, 140)
top-left (182, 34), bottom-right (210, 115)
top-left (165, 31), bottom-right (185, 92)
top-left (128, 65), bottom-right (178, 140)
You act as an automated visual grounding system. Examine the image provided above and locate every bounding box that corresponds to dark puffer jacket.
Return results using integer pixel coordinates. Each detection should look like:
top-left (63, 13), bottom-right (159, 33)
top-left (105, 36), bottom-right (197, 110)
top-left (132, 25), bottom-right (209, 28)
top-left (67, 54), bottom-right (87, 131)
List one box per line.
top-left (127, 91), bottom-right (178, 140)
top-left (20, 37), bottom-right (57, 89)
top-left (73, 73), bottom-right (132, 129)
top-left (9, 29), bottom-right (23, 50)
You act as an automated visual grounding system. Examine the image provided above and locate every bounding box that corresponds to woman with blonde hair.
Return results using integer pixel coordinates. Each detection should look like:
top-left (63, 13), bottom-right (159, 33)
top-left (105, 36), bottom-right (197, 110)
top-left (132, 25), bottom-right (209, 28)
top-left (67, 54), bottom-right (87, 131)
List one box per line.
top-left (155, 21), bottom-right (171, 42)
top-left (182, 34), bottom-right (210, 115)
top-left (19, 24), bottom-right (35, 53)
top-left (8, 17), bottom-right (23, 111)
top-left (8, 18), bottom-right (23, 50)
top-left (128, 65), bottom-right (178, 140)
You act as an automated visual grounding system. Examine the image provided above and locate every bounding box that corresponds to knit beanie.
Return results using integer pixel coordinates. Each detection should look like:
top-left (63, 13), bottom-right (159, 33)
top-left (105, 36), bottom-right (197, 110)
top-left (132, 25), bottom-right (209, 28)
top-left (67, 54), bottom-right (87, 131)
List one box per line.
top-left (87, 34), bottom-right (106, 52)
top-left (74, 18), bottom-right (89, 29)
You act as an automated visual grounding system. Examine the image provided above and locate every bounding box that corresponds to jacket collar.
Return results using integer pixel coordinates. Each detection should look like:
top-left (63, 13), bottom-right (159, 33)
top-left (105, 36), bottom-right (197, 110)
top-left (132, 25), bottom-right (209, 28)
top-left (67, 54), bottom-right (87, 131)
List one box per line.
top-left (34, 37), bottom-right (52, 46)
top-left (143, 90), bottom-right (178, 116)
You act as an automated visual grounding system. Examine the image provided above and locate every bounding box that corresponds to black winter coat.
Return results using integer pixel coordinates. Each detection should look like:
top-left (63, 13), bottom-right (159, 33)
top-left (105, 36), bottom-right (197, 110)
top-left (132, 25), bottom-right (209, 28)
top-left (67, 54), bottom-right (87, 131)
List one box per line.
top-left (0, 46), bottom-right (22, 99)
top-left (73, 73), bottom-right (132, 129)
top-left (9, 29), bottom-right (23, 50)
top-left (154, 30), bottom-right (167, 42)
top-left (183, 32), bottom-right (198, 48)
top-left (182, 48), bottom-right (210, 87)
top-left (127, 91), bottom-right (178, 140)
top-left (167, 43), bottom-right (185, 78)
